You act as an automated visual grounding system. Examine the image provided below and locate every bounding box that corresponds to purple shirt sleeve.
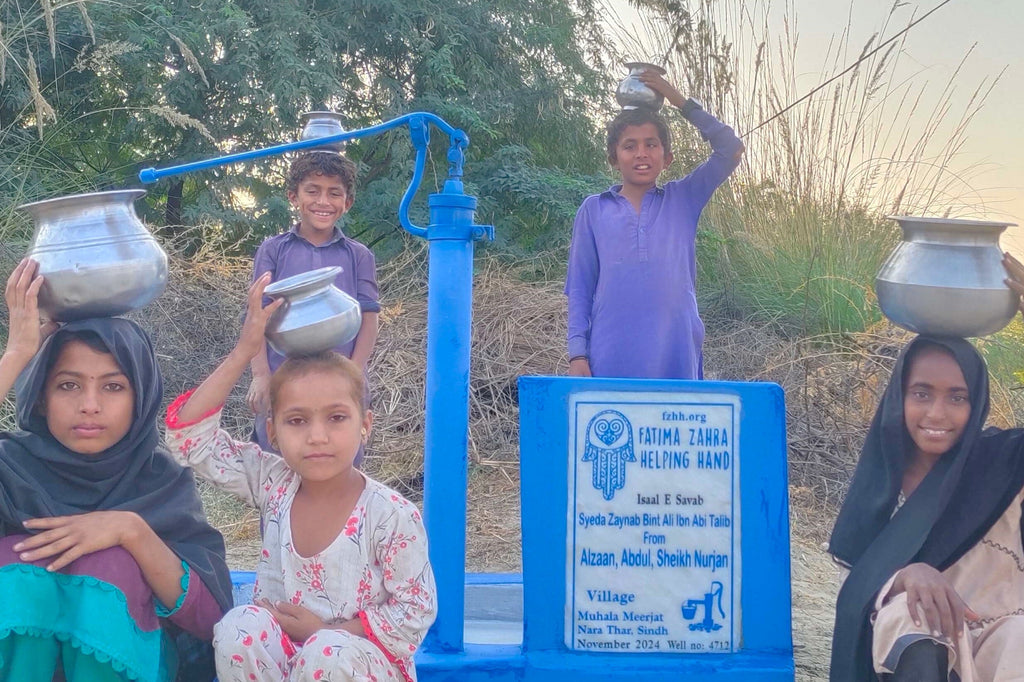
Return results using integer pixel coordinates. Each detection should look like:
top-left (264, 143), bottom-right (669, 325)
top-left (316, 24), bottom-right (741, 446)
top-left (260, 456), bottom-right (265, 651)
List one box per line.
top-left (252, 237), bottom-right (278, 284)
top-left (674, 108), bottom-right (744, 211)
top-left (166, 570), bottom-right (226, 641)
top-left (565, 200), bottom-right (599, 359)
top-left (354, 245), bottom-right (381, 313)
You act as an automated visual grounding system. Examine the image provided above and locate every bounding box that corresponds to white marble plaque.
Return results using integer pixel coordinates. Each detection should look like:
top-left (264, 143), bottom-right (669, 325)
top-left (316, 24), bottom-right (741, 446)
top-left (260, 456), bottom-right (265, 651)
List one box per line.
top-left (566, 391), bottom-right (741, 654)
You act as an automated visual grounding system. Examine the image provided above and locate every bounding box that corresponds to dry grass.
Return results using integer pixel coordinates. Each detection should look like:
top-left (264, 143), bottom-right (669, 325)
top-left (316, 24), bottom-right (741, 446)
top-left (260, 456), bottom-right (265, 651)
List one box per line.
top-left (113, 243), bottom-right (951, 558)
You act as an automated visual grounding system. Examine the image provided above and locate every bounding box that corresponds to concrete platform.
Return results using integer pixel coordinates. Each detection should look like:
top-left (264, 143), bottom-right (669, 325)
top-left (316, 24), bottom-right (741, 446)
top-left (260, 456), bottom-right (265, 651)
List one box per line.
top-left (464, 573), bottom-right (523, 646)
top-left (228, 571), bottom-right (794, 681)
top-left (229, 570), bottom-right (525, 646)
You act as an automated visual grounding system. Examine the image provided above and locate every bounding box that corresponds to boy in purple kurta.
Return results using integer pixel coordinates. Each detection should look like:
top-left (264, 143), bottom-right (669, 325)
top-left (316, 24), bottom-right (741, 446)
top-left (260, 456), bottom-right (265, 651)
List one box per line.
top-left (565, 70), bottom-right (743, 379)
top-left (248, 152), bottom-right (380, 450)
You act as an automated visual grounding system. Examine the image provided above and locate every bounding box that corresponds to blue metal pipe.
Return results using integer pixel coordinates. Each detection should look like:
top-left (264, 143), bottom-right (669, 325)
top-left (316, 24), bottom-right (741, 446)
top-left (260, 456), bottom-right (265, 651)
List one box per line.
top-left (421, 180), bottom-right (489, 653)
top-left (397, 145), bottom-right (430, 239)
top-left (397, 115), bottom-right (432, 239)
top-left (138, 111), bottom-right (458, 183)
top-left (423, 217), bottom-right (473, 652)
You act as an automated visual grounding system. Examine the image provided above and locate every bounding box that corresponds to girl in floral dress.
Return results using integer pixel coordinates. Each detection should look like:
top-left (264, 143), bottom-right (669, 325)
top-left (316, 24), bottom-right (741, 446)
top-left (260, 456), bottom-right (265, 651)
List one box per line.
top-left (165, 274), bottom-right (436, 682)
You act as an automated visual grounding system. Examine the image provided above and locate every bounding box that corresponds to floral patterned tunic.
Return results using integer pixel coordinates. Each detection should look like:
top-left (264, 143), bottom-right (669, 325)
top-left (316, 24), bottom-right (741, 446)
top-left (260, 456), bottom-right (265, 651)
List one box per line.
top-left (165, 394), bottom-right (436, 682)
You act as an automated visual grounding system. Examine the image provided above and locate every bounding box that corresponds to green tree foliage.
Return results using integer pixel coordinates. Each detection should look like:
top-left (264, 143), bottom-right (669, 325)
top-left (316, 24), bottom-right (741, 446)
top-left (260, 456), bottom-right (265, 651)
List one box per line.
top-left (1, 0), bottom-right (615, 254)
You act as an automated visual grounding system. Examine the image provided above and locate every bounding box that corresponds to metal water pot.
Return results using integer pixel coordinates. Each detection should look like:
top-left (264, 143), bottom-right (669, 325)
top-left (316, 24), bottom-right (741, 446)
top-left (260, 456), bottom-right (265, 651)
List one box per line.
top-left (874, 216), bottom-right (1019, 337)
top-left (299, 111), bottom-right (346, 151)
top-left (264, 266), bottom-right (362, 357)
top-left (615, 62), bottom-right (666, 111)
top-left (17, 189), bottom-right (168, 321)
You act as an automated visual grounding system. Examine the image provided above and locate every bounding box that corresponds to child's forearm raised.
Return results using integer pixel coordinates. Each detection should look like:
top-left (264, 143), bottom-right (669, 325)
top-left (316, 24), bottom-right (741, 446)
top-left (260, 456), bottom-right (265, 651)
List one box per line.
top-left (176, 273), bottom-right (282, 423)
top-left (0, 353), bottom-right (31, 400)
top-left (1, 260), bottom-right (58, 397)
top-left (246, 344), bottom-right (272, 415)
top-left (349, 311), bottom-right (379, 369)
top-left (176, 346), bottom-right (254, 423)
top-left (250, 343), bottom-right (271, 379)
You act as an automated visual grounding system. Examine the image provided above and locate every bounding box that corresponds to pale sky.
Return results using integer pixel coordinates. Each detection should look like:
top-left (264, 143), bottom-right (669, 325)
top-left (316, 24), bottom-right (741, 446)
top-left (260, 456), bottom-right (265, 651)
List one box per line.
top-left (607, 0), bottom-right (1023, 250)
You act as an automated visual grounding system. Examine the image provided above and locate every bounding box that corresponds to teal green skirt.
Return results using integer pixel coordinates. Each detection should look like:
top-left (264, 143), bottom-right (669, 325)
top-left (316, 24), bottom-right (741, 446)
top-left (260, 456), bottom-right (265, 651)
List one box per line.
top-left (0, 564), bottom-right (174, 682)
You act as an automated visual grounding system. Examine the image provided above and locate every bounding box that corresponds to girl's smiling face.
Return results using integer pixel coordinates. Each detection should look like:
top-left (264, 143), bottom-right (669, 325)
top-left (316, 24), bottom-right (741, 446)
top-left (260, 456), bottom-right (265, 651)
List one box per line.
top-left (903, 345), bottom-right (971, 462)
top-left (41, 339), bottom-right (135, 455)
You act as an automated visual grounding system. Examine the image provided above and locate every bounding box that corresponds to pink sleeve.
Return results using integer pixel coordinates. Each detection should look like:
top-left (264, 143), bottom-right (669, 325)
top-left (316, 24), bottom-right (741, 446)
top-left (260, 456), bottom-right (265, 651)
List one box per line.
top-left (359, 499), bottom-right (437, 662)
top-left (165, 391), bottom-right (294, 509)
top-left (167, 572), bottom-right (226, 641)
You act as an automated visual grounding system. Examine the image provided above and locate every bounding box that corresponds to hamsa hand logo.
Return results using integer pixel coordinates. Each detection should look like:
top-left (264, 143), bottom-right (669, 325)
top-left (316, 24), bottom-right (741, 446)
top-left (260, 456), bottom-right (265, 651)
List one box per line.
top-left (582, 410), bottom-right (635, 500)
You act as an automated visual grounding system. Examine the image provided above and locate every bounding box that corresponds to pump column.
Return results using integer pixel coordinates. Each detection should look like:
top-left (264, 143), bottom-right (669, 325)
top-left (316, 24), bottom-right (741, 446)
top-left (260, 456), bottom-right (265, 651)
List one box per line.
top-left (422, 178), bottom-right (491, 653)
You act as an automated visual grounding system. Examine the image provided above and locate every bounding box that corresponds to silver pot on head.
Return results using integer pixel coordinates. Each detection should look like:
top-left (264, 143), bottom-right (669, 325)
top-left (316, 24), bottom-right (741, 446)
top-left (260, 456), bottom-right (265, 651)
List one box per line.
top-left (615, 62), bottom-right (666, 111)
top-left (875, 215), bottom-right (1019, 337)
top-left (17, 189), bottom-right (168, 321)
top-left (299, 111), bottom-right (347, 151)
top-left (264, 266), bottom-right (362, 357)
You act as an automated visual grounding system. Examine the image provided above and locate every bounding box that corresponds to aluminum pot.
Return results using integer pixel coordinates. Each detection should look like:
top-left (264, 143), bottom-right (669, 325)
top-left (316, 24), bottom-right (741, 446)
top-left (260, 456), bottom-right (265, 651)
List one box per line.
top-left (615, 62), bottom-right (666, 111)
top-left (17, 189), bottom-right (168, 321)
top-left (875, 215), bottom-right (1019, 337)
top-left (264, 266), bottom-right (362, 357)
top-left (299, 111), bottom-right (346, 151)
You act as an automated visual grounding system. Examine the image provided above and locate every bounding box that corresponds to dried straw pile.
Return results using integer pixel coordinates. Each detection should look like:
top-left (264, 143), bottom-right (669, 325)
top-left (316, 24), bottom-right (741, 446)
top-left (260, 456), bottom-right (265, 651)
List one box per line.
top-left (5, 241), bottom-right (1018, 551)
top-left (130, 242), bottom-right (926, 555)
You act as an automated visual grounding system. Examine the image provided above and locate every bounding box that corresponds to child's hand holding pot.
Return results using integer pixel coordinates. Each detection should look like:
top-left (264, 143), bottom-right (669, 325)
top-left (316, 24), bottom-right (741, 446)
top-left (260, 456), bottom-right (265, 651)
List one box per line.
top-left (236, 273), bottom-right (285, 361)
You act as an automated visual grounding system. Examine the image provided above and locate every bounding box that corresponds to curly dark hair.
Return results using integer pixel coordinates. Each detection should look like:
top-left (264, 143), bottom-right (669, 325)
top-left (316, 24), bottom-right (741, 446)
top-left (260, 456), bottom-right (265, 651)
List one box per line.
top-left (286, 152), bottom-right (358, 198)
top-left (606, 109), bottom-right (672, 164)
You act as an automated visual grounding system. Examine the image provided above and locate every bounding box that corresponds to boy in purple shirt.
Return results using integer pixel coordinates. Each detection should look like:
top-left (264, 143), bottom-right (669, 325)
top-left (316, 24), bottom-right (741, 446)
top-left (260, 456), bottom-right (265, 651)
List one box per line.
top-left (565, 70), bottom-right (744, 379)
top-left (248, 152), bottom-right (380, 450)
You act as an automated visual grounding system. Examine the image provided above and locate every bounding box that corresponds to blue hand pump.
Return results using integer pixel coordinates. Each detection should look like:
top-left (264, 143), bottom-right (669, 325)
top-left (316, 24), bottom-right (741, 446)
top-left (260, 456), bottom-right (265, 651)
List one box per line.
top-left (140, 112), bottom-right (494, 653)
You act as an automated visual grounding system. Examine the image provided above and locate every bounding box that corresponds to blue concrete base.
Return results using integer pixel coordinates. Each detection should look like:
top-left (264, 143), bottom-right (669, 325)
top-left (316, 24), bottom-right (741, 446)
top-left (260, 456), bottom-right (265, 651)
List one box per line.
top-left (417, 647), bottom-right (793, 681)
top-left (527, 650), bottom-right (793, 681)
top-left (417, 645), bottom-right (525, 680)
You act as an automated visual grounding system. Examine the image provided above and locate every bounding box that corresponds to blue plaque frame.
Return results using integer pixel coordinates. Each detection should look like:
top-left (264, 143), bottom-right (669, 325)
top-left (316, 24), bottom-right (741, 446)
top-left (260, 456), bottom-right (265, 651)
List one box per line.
top-left (519, 376), bottom-right (793, 681)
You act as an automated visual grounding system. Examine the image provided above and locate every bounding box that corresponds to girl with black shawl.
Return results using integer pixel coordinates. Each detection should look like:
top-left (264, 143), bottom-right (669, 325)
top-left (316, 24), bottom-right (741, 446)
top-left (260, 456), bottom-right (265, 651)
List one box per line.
top-left (829, 253), bottom-right (1024, 682)
top-left (0, 260), bottom-right (233, 682)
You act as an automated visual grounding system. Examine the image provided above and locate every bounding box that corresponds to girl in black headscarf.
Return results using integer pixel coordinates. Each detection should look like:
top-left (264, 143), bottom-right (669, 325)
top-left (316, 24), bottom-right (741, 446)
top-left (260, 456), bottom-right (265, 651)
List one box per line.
top-left (829, 253), bottom-right (1024, 682)
top-left (0, 260), bottom-right (232, 682)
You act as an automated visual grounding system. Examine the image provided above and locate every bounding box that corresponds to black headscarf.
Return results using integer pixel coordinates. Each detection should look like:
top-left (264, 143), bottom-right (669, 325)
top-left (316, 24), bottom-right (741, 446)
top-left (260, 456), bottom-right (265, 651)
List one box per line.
top-left (829, 335), bottom-right (1024, 681)
top-left (0, 318), bottom-right (232, 613)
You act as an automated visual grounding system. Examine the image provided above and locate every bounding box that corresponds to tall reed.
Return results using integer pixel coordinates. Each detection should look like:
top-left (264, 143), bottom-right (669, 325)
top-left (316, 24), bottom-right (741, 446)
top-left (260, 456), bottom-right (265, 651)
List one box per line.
top-left (609, 0), bottom-right (1001, 335)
